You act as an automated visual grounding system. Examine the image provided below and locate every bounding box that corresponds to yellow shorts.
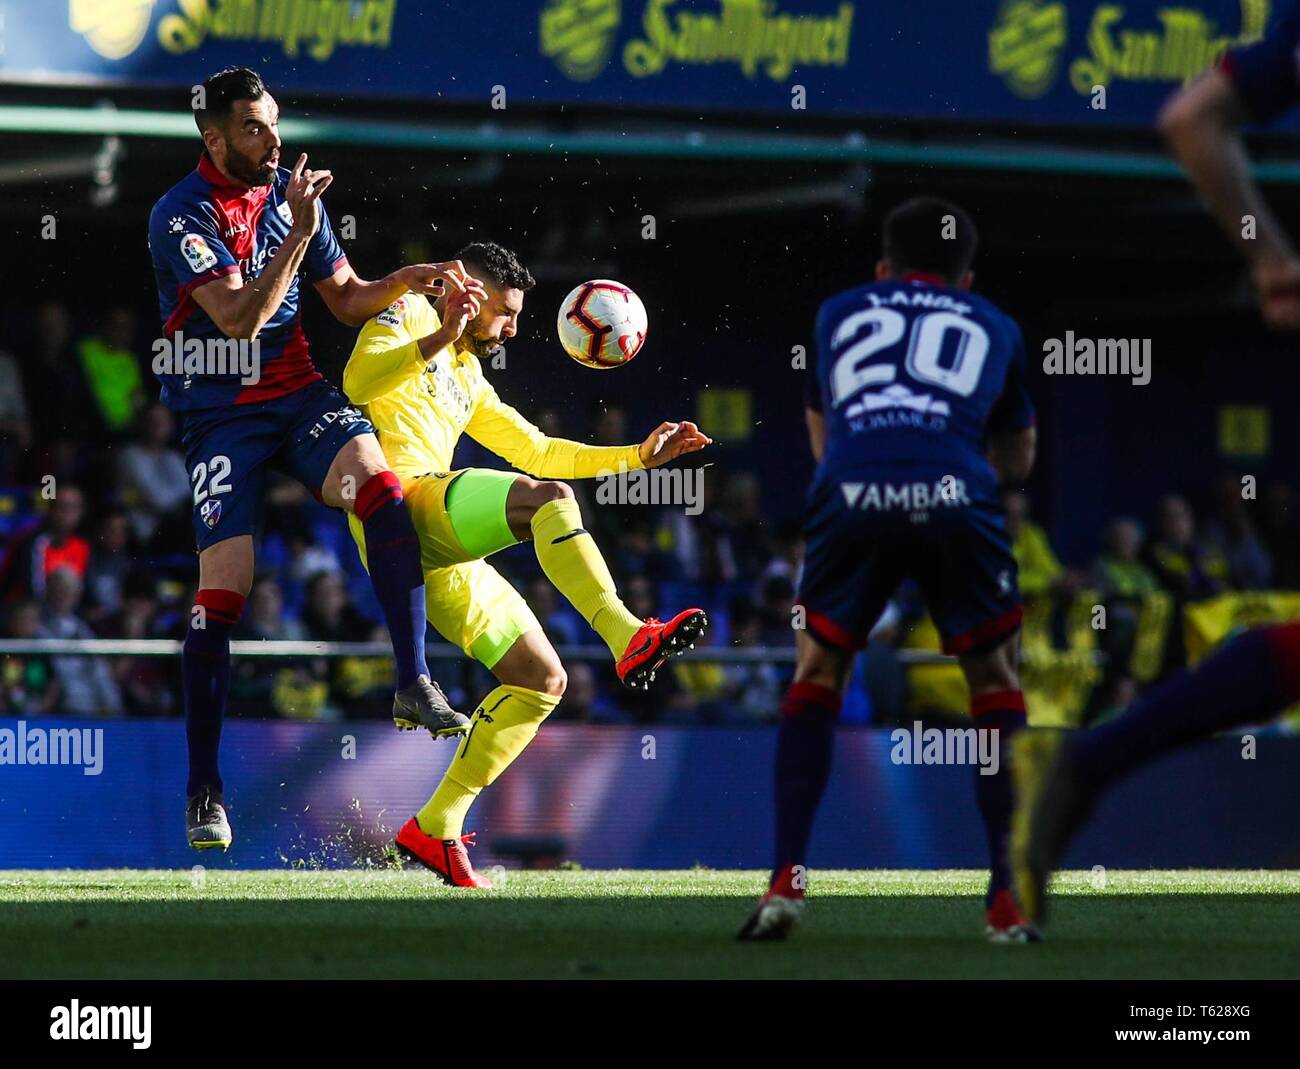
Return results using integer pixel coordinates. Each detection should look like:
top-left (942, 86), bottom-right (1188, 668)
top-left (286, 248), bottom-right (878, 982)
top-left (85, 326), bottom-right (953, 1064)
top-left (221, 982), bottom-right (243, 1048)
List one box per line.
top-left (347, 470), bottom-right (540, 669)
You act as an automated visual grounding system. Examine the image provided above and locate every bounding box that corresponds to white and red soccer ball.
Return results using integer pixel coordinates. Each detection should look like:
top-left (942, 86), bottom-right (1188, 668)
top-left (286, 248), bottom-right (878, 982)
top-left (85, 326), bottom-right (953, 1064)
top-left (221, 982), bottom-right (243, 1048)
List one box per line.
top-left (557, 280), bottom-right (647, 368)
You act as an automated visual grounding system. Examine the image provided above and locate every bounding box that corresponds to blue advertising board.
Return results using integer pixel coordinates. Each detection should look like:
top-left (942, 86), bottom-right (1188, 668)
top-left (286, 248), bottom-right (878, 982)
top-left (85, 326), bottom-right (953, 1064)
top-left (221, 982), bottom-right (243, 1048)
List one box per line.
top-left (1, 718), bottom-right (1296, 870)
top-left (0, 0), bottom-right (1285, 128)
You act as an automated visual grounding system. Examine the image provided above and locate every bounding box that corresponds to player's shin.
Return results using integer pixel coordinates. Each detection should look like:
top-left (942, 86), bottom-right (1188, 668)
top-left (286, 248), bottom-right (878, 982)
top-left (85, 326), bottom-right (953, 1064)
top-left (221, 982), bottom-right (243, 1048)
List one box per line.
top-left (182, 588), bottom-right (245, 796)
top-left (355, 471), bottom-right (430, 689)
top-left (970, 690), bottom-right (1027, 905)
top-left (416, 685), bottom-right (561, 838)
top-left (772, 681), bottom-right (841, 888)
top-left (530, 495), bottom-right (641, 657)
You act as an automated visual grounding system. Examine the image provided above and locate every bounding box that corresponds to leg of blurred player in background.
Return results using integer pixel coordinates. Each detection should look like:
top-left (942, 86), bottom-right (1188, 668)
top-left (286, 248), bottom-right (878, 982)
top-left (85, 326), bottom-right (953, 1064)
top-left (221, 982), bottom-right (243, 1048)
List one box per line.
top-left (958, 632), bottom-right (1038, 943)
top-left (1012, 621), bottom-right (1300, 929)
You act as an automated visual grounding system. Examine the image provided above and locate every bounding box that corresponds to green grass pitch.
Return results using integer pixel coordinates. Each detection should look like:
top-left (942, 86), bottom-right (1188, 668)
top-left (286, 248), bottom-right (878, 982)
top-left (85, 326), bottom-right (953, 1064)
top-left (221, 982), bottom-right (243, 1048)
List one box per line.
top-left (1, 869), bottom-right (1297, 980)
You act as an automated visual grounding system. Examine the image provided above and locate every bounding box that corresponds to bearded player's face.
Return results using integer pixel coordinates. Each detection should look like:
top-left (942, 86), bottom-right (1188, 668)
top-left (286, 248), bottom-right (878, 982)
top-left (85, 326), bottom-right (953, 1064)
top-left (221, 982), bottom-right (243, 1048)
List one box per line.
top-left (209, 94), bottom-right (282, 187)
top-left (462, 284), bottom-right (525, 359)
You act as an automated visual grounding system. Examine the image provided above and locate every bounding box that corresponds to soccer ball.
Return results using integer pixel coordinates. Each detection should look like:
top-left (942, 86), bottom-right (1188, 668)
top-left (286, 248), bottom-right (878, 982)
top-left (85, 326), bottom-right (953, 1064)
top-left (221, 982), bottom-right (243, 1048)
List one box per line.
top-left (557, 280), bottom-right (647, 368)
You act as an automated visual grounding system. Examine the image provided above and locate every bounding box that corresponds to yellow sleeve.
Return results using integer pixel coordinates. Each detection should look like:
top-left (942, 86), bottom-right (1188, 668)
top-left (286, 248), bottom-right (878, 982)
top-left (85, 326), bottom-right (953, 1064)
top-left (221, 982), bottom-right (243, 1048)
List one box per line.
top-left (465, 368), bottom-right (644, 478)
top-left (342, 294), bottom-right (434, 405)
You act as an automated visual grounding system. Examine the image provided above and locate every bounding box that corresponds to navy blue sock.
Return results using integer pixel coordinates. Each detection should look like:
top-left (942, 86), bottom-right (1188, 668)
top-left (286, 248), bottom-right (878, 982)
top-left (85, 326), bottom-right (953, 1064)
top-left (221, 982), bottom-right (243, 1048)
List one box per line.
top-left (772, 681), bottom-right (840, 883)
top-left (356, 472), bottom-right (429, 690)
top-left (182, 589), bottom-right (244, 797)
top-left (972, 691), bottom-right (1027, 906)
top-left (1073, 623), bottom-right (1300, 788)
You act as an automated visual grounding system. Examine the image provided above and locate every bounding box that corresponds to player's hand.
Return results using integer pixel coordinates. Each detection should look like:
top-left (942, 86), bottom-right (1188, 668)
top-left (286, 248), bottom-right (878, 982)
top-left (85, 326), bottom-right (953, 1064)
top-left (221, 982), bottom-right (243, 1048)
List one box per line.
top-left (638, 421), bottom-right (712, 467)
top-left (285, 153), bottom-right (333, 237)
top-left (1253, 255), bottom-right (1300, 330)
top-left (435, 287), bottom-right (482, 346)
top-left (397, 261), bottom-right (488, 302)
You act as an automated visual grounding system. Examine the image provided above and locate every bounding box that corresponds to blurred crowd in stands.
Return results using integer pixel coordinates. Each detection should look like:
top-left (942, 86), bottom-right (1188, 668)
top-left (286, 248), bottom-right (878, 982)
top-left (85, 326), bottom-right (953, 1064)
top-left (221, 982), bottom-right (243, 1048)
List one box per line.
top-left (3, 300), bottom-right (1300, 726)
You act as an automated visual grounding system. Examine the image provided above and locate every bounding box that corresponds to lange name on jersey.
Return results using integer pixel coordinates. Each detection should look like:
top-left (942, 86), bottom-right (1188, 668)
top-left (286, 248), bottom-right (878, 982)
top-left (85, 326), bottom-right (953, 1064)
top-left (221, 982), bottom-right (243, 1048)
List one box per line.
top-left (809, 275), bottom-right (1034, 502)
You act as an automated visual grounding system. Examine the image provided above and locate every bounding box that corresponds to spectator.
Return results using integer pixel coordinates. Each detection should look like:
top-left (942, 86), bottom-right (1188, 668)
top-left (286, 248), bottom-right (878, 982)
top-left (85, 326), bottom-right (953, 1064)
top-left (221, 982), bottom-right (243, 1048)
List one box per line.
top-left (20, 302), bottom-right (98, 443)
top-left (551, 660), bottom-right (620, 722)
top-left (1091, 517), bottom-right (1160, 604)
top-left (1003, 490), bottom-right (1081, 602)
top-left (76, 307), bottom-right (145, 435)
top-left (1090, 517), bottom-right (1160, 710)
top-left (0, 598), bottom-right (57, 715)
top-left (238, 577), bottom-right (306, 641)
top-left (1145, 494), bottom-right (1229, 600)
top-left (0, 346), bottom-right (31, 481)
top-left (116, 403), bottom-right (191, 547)
top-left (99, 569), bottom-right (174, 717)
top-left (525, 575), bottom-right (582, 647)
top-left (1202, 477), bottom-right (1273, 590)
top-left (301, 571), bottom-right (371, 642)
top-left (757, 574), bottom-right (797, 647)
top-left (719, 600), bottom-right (782, 721)
top-left (232, 577), bottom-right (324, 720)
top-left (37, 567), bottom-right (122, 716)
top-left (84, 510), bottom-right (135, 622)
top-left (0, 484), bottom-right (90, 605)
top-left (714, 472), bottom-right (770, 583)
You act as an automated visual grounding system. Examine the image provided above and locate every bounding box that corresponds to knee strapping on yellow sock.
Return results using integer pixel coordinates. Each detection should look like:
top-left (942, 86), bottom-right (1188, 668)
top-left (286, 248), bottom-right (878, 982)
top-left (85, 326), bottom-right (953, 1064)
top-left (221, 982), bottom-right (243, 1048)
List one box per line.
top-left (530, 496), bottom-right (642, 657)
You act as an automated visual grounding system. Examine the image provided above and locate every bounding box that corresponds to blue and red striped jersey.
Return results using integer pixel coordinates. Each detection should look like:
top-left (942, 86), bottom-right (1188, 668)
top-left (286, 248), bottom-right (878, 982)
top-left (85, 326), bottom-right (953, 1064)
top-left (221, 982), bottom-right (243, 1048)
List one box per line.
top-left (147, 153), bottom-right (348, 411)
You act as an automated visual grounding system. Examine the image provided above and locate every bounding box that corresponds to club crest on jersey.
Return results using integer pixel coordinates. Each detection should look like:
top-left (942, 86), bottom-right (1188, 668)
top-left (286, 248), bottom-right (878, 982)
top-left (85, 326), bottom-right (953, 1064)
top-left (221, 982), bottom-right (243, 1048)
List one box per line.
top-left (276, 200), bottom-right (294, 226)
top-left (181, 233), bottom-right (218, 274)
top-left (200, 499), bottom-right (222, 529)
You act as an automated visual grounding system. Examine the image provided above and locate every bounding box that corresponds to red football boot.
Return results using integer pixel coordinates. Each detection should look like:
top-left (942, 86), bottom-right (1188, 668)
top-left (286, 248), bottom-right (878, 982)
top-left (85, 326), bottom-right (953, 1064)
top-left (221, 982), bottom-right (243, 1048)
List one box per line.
top-left (616, 608), bottom-right (708, 690)
top-left (737, 864), bottom-right (806, 941)
top-left (984, 887), bottom-right (1042, 944)
top-left (395, 818), bottom-right (495, 888)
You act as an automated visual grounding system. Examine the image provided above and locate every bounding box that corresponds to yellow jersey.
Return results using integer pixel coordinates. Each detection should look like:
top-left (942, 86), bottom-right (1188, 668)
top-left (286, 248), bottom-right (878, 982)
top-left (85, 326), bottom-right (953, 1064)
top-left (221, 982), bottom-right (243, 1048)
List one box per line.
top-left (342, 293), bottom-right (644, 481)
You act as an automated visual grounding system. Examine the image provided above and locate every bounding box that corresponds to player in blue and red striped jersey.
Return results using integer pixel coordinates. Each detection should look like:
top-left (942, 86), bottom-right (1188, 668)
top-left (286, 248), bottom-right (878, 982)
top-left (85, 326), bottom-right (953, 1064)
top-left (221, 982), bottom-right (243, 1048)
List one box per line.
top-left (148, 67), bottom-right (487, 850)
top-left (1008, 1), bottom-right (1300, 929)
top-left (739, 197), bottom-right (1040, 944)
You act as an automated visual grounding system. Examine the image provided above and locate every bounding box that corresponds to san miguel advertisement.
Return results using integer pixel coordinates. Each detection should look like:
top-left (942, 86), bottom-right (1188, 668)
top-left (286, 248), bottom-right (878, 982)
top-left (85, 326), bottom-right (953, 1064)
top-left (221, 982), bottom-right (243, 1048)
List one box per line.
top-left (0, 0), bottom-right (1283, 128)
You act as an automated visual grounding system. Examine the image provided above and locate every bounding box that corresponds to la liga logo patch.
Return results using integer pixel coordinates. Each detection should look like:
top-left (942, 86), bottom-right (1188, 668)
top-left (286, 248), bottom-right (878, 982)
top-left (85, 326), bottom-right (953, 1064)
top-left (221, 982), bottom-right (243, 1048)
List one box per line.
top-left (200, 499), bottom-right (222, 529)
top-left (181, 233), bottom-right (218, 274)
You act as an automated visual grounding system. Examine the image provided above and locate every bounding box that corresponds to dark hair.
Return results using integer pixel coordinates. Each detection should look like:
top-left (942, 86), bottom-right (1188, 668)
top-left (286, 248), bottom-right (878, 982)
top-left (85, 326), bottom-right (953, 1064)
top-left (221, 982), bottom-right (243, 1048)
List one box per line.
top-left (194, 67), bottom-right (266, 133)
top-left (881, 196), bottom-right (977, 283)
top-left (457, 242), bottom-right (536, 291)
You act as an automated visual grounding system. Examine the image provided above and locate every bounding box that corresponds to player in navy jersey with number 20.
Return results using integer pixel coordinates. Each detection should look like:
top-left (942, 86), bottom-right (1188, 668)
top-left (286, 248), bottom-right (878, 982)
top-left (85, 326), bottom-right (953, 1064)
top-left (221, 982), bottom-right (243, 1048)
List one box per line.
top-left (149, 68), bottom-right (489, 850)
top-left (739, 197), bottom-right (1040, 944)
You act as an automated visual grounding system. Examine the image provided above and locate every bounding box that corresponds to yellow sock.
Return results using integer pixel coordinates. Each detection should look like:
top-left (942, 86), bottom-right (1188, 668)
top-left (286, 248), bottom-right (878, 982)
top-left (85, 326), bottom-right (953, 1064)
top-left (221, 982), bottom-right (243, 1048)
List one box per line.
top-left (417, 778), bottom-right (479, 839)
top-left (417, 685), bottom-right (560, 838)
top-left (531, 496), bottom-right (643, 658)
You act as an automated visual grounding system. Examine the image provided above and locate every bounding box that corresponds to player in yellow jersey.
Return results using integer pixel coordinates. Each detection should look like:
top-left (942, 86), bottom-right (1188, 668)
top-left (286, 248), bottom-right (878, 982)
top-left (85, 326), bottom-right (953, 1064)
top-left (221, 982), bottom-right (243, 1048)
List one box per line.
top-left (342, 242), bottom-right (711, 887)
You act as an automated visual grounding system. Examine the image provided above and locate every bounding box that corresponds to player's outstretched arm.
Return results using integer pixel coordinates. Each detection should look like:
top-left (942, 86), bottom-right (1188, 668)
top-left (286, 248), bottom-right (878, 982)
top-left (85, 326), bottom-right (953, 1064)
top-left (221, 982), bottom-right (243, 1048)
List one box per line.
top-left (1159, 71), bottom-right (1300, 329)
top-left (316, 259), bottom-right (487, 328)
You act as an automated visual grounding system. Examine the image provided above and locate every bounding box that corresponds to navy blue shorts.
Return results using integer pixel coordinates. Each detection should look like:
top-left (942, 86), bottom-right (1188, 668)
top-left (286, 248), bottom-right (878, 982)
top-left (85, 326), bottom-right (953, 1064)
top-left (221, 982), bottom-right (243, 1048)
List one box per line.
top-left (179, 381), bottom-right (374, 551)
top-left (797, 475), bottom-right (1022, 655)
